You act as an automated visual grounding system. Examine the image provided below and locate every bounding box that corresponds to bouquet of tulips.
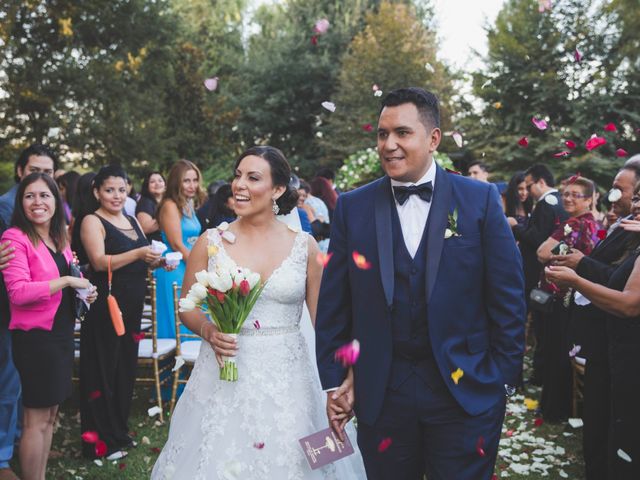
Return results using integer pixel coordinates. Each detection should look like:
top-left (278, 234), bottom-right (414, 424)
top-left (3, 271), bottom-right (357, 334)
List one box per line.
top-left (179, 263), bottom-right (264, 381)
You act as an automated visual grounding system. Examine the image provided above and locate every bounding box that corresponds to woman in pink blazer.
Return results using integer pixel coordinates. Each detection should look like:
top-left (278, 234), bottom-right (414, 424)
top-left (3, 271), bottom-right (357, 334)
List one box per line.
top-left (1, 173), bottom-right (96, 480)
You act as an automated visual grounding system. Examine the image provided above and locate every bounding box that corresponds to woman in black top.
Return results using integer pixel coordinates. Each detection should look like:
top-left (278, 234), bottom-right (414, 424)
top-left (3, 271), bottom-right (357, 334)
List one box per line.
top-left (135, 171), bottom-right (165, 243)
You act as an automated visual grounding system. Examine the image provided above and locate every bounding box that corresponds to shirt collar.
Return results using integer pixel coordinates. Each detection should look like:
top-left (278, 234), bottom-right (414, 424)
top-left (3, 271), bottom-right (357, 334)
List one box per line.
top-left (539, 188), bottom-right (558, 201)
top-left (389, 160), bottom-right (437, 189)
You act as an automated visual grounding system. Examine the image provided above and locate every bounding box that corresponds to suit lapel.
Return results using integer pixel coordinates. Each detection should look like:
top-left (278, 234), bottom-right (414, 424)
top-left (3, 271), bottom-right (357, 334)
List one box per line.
top-left (375, 177), bottom-right (394, 307)
top-left (426, 166), bottom-right (452, 302)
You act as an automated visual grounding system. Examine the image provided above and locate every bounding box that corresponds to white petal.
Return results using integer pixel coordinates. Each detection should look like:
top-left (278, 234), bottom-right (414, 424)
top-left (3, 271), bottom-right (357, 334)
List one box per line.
top-left (147, 406), bottom-right (162, 417)
top-left (195, 270), bottom-right (210, 287)
top-left (608, 188), bottom-right (622, 202)
top-left (172, 355), bottom-right (185, 372)
top-left (321, 101), bottom-right (336, 112)
top-left (617, 448), bottom-right (632, 463)
top-left (204, 77), bottom-right (218, 91)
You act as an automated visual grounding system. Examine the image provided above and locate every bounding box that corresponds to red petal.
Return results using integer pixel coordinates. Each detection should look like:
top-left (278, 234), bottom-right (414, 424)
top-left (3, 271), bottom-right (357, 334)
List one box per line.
top-left (311, 36), bottom-right (318, 46)
top-left (446, 168), bottom-right (461, 175)
top-left (352, 251), bottom-right (372, 270)
top-left (362, 123), bottom-right (373, 132)
top-left (553, 151), bottom-right (571, 158)
top-left (534, 417), bottom-right (544, 427)
top-left (151, 447), bottom-right (161, 454)
top-left (604, 122), bottom-right (617, 132)
top-left (518, 136), bottom-right (529, 147)
top-left (377, 437), bottom-right (392, 453)
top-left (506, 429), bottom-right (514, 437)
top-left (565, 140), bottom-right (577, 149)
top-left (616, 148), bottom-right (629, 157)
top-left (476, 436), bottom-right (486, 457)
top-left (597, 229), bottom-right (607, 240)
top-left (119, 463), bottom-right (126, 470)
top-left (585, 136), bottom-right (606, 151)
top-left (316, 252), bottom-right (333, 268)
top-left (253, 320), bottom-right (261, 330)
top-left (131, 332), bottom-right (145, 343)
top-left (95, 439), bottom-right (107, 457)
top-left (574, 48), bottom-right (582, 62)
top-left (334, 339), bottom-right (361, 367)
top-left (253, 442), bottom-right (265, 449)
top-left (88, 390), bottom-right (102, 401)
top-left (81, 431), bottom-right (99, 444)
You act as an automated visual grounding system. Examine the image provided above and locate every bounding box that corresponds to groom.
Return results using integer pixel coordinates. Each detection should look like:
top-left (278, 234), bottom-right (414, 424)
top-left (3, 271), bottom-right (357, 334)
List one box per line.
top-left (316, 87), bottom-right (525, 479)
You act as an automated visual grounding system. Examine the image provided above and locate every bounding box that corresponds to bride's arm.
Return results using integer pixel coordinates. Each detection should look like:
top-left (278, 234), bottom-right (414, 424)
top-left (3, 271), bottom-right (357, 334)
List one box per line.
top-left (180, 233), bottom-right (237, 366)
top-left (305, 235), bottom-right (323, 327)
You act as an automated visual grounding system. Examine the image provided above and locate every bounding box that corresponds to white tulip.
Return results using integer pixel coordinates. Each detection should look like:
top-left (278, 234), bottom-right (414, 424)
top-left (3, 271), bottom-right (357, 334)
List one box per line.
top-left (178, 297), bottom-right (196, 312)
top-left (195, 270), bottom-right (210, 287)
top-left (211, 271), bottom-right (233, 293)
top-left (190, 283), bottom-right (208, 301)
top-left (247, 272), bottom-right (261, 289)
top-left (444, 228), bottom-right (453, 239)
top-left (608, 188), bottom-right (622, 203)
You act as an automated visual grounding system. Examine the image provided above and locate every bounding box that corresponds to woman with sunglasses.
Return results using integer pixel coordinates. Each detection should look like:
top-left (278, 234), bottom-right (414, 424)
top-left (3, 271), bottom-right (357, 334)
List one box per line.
top-left (536, 176), bottom-right (602, 422)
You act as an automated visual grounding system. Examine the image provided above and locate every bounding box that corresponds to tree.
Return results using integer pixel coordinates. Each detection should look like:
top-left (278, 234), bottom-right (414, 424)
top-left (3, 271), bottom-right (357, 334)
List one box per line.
top-left (320, 1), bottom-right (454, 169)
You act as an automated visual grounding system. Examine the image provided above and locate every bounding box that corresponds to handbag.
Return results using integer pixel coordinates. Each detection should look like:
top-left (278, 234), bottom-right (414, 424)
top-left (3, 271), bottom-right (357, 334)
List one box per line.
top-left (529, 288), bottom-right (554, 313)
top-left (107, 255), bottom-right (126, 336)
top-left (69, 261), bottom-right (89, 320)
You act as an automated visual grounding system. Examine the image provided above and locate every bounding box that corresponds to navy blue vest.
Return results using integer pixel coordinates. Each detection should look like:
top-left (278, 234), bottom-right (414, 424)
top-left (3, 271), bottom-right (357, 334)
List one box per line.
top-left (389, 204), bottom-right (442, 390)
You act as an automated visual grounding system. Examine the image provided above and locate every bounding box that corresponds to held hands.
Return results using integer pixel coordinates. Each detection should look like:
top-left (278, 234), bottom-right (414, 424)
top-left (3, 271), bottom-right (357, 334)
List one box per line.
top-left (0, 240), bottom-right (15, 271)
top-left (549, 250), bottom-right (584, 270)
top-left (201, 322), bottom-right (237, 368)
top-left (326, 368), bottom-right (355, 442)
top-left (545, 265), bottom-right (580, 288)
top-left (138, 246), bottom-right (162, 265)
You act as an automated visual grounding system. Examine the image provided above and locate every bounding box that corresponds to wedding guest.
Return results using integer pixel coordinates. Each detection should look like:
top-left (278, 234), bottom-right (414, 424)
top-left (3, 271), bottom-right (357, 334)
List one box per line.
top-left (536, 177), bottom-right (600, 422)
top-left (315, 167), bottom-right (341, 195)
top-left (509, 164), bottom-right (568, 385)
top-left (156, 159), bottom-right (204, 338)
top-left (310, 176), bottom-right (337, 221)
top-left (504, 172), bottom-right (532, 227)
top-left (196, 180), bottom-right (226, 229)
top-left (2, 173), bottom-right (96, 480)
top-left (79, 165), bottom-right (168, 460)
top-left (135, 171), bottom-right (165, 243)
top-left (202, 183), bottom-right (236, 229)
top-left (467, 160), bottom-right (490, 182)
top-left (300, 180), bottom-right (330, 251)
top-left (70, 173), bottom-right (97, 270)
top-left (56, 171), bottom-right (80, 224)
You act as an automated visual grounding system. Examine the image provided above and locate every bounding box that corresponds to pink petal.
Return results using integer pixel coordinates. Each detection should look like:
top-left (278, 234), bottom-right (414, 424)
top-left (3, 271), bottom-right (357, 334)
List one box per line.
top-left (616, 148), bottom-right (629, 157)
top-left (518, 136), bottom-right (529, 147)
top-left (253, 320), bottom-right (261, 330)
top-left (310, 35), bottom-right (318, 46)
top-left (568, 344), bottom-right (582, 358)
top-left (316, 252), bottom-right (333, 268)
top-left (203, 77), bottom-right (219, 91)
top-left (313, 18), bottom-right (330, 35)
top-left (553, 151), bottom-right (571, 158)
top-left (334, 339), bottom-right (361, 367)
top-left (81, 431), bottom-right (99, 444)
top-left (362, 123), bottom-right (373, 132)
top-left (574, 48), bottom-right (582, 63)
top-left (585, 135), bottom-right (607, 151)
top-left (377, 437), bottom-right (392, 453)
top-left (372, 84), bottom-right (380, 92)
top-left (604, 122), bottom-right (617, 132)
top-left (95, 439), bottom-right (107, 457)
top-left (565, 140), bottom-right (577, 149)
top-left (476, 436), bottom-right (486, 457)
top-left (452, 132), bottom-right (463, 148)
top-left (253, 442), bottom-right (265, 449)
top-left (532, 117), bottom-right (548, 130)
top-left (537, 0), bottom-right (552, 12)
top-left (88, 390), bottom-right (102, 401)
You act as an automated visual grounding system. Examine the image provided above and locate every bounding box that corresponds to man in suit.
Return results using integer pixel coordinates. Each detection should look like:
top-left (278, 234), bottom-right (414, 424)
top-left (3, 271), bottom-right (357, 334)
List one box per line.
top-left (551, 164), bottom-right (640, 479)
top-left (507, 164), bottom-right (568, 384)
top-left (316, 87), bottom-right (526, 480)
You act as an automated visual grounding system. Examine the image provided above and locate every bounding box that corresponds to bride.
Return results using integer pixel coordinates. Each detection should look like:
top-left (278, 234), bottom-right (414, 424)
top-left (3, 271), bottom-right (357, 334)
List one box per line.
top-left (152, 146), bottom-right (366, 479)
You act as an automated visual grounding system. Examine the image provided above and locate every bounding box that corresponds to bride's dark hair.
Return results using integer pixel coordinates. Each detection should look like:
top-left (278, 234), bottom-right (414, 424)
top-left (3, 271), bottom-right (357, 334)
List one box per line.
top-left (234, 146), bottom-right (299, 215)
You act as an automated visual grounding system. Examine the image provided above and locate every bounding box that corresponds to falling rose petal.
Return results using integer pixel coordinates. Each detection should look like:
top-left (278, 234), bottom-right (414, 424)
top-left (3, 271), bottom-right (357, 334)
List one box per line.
top-left (492, 476), bottom-right (498, 480)
top-left (151, 447), bottom-right (161, 454)
top-left (544, 195), bottom-right (558, 206)
top-left (451, 367), bottom-right (464, 385)
top-left (608, 188), bottom-right (622, 203)
top-left (553, 151), bottom-right (571, 158)
top-left (604, 122), bottom-right (617, 132)
top-left (147, 406), bottom-right (162, 417)
top-left (586, 135), bottom-right (607, 151)
top-left (334, 339), bottom-right (360, 367)
top-left (476, 436), bottom-right (486, 457)
top-left (119, 463), bottom-right (126, 471)
top-left (574, 48), bottom-right (582, 62)
top-left (518, 136), bottom-right (529, 147)
top-left (362, 123), bottom-right (373, 132)
top-left (567, 172), bottom-right (581, 184)
top-left (171, 355), bottom-right (185, 372)
top-left (316, 252), bottom-right (333, 268)
top-left (352, 251), bottom-right (371, 269)
top-left (253, 442), bottom-right (265, 449)
top-left (493, 102), bottom-right (502, 109)
top-left (617, 448), bottom-right (632, 463)
top-left (452, 131), bottom-right (463, 148)
top-left (203, 77), bottom-right (219, 91)
top-left (597, 229), bottom-right (607, 240)
top-left (568, 344), bottom-right (582, 358)
top-left (565, 140), bottom-right (577, 149)
top-left (506, 429), bottom-right (514, 437)
top-left (537, 0), bottom-right (552, 12)
top-left (616, 148), bottom-right (629, 157)
top-left (424, 63), bottom-right (435, 73)
top-left (377, 437), bottom-right (392, 453)
top-left (81, 431), bottom-right (99, 444)
top-left (88, 390), bottom-right (102, 401)
top-left (532, 116), bottom-right (548, 130)
top-left (372, 84), bottom-right (380, 92)
top-left (95, 439), bottom-right (107, 457)
top-left (321, 101), bottom-right (336, 113)
top-left (524, 398), bottom-right (539, 410)
top-left (310, 36), bottom-right (318, 46)
top-left (132, 332), bottom-right (145, 343)
top-left (253, 320), bottom-right (261, 330)
top-left (313, 18), bottom-right (330, 34)
top-left (534, 417), bottom-right (544, 427)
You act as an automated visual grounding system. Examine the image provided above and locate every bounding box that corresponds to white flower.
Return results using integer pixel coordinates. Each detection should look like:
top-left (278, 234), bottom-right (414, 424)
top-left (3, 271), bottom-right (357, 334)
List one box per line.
top-left (190, 283), bottom-right (208, 302)
top-left (246, 272), bottom-right (261, 289)
top-left (210, 271), bottom-right (233, 293)
top-left (217, 222), bottom-right (230, 231)
top-left (195, 270), bottom-right (210, 287)
top-left (178, 297), bottom-right (196, 312)
top-left (563, 224), bottom-right (572, 236)
top-left (444, 228), bottom-right (453, 239)
top-left (608, 188), bottom-right (622, 202)
top-left (544, 195), bottom-right (558, 206)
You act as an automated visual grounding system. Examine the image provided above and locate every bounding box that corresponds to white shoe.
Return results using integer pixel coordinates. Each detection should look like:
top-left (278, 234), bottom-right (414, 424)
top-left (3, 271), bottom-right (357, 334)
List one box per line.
top-left (106, 450), bottom-right (128, 461)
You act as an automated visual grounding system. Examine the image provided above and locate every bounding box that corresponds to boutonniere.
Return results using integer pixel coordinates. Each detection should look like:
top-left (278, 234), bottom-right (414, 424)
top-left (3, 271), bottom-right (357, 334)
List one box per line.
top-left (444, 208), bottom-right (460, 239)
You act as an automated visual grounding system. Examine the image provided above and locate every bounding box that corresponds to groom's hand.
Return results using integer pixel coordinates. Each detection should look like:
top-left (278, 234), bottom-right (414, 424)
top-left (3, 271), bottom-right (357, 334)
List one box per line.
top-left (326, 368), bottom-right (355, 441)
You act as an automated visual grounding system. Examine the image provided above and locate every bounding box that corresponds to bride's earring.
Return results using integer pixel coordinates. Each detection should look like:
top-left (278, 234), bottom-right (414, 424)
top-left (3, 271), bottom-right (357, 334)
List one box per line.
top-left (272, 198), bottom-right (280, 215)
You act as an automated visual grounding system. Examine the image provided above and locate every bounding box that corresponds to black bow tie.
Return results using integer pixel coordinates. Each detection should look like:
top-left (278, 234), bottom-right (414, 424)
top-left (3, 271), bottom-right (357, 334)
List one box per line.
top-left (393, 182), bottom-right (433, 205)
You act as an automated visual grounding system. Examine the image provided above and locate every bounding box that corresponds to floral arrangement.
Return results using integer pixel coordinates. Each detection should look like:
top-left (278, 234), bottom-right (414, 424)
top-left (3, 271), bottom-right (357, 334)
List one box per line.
top-left (179, 265), bottom-right (264, 381)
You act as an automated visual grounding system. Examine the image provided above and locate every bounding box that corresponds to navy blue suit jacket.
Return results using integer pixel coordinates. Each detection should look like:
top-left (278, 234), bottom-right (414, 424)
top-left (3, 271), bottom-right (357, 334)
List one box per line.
top-left (315, 166), bottom-right (526, 425)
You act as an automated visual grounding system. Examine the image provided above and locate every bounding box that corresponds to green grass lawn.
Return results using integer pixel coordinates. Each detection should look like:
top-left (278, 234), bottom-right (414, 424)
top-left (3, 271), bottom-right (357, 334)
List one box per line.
top-left (11, 354), bottom-right (585, 479)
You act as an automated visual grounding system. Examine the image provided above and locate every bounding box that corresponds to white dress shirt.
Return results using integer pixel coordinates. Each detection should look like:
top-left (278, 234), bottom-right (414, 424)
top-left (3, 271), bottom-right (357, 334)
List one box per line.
top-left (390, 161), bottom-right (437, 258)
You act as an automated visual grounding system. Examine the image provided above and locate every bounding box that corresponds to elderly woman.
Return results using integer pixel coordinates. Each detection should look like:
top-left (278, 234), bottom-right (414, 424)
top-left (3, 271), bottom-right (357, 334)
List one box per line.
top-left (546, 186), bottom-right (640, 479)
top-left (536, 176), bottom-right (601, 422)
top-left (1, 173), bottom-right (96, 480)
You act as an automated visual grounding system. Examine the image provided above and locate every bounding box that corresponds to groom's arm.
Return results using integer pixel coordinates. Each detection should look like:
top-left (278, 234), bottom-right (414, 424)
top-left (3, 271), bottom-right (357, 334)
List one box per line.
top-left (316, 196), bottom-right (353, 390)
top-left (482, 185), bottom-right (527, 386)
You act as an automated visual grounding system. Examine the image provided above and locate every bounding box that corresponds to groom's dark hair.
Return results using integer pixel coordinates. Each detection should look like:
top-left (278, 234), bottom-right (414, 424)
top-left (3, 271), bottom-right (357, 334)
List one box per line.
top-left (380, 87), bottom-right (440, 130)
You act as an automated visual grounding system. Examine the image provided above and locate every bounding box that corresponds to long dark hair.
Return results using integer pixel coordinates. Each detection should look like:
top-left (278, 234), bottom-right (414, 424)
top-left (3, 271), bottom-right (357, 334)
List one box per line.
top-left (11, 173), bottom-right (67, 251)
top-left (57, 170), bottom-right (80, 208)
top-left (505, 172), bottom-right (533, 218)
top-left (140, 171), bottom-right (165, 204)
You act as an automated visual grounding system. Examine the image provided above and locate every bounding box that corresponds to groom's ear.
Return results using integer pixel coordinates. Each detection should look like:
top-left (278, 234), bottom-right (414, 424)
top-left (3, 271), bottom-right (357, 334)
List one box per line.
top-left (428, 127), bottom-right (442, 153)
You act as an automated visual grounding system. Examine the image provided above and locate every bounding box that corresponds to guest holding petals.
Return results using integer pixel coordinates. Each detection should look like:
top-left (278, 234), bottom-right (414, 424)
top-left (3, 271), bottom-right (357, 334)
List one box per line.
top-left (1, 173), bottom-right (96, 480)
top-left (79, 165), bottom-right (170, 460)
top-left (536, 176), bottom-right (600, 422)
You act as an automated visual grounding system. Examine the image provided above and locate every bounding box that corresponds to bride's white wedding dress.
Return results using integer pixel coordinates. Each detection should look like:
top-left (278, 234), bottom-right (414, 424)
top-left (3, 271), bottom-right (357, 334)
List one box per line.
top-left (151, 228), bottom-right (366, 480)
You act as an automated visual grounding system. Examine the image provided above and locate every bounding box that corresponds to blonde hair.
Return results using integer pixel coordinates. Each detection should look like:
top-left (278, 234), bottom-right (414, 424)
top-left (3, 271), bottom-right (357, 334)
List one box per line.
top-left (158, 159), bottom-right (205, 218)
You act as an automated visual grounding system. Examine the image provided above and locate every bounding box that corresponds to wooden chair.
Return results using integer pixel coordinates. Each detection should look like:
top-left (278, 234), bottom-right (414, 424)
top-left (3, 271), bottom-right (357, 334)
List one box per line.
top-left (136, 272), bottom-right (177, 423)
top-left (571, 356), bottom-right (586, 417)
top-left (169, 282), bottom-right (202, 414)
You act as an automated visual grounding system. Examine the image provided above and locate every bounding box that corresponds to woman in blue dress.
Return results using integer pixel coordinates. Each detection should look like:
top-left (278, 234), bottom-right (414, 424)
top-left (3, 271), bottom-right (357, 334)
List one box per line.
top-left (156, 160), bottom-right (204, 338)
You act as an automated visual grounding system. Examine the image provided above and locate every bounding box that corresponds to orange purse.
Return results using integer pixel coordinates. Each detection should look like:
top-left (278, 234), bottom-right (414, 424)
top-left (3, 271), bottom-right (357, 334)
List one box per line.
top-left (107, 255), bottom-right (125, 336)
